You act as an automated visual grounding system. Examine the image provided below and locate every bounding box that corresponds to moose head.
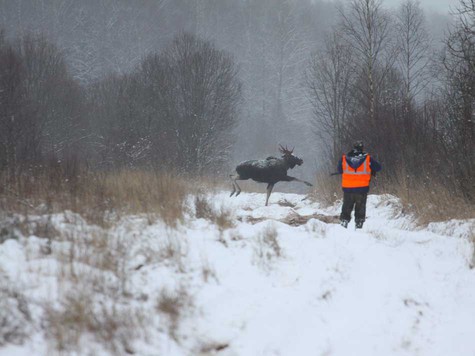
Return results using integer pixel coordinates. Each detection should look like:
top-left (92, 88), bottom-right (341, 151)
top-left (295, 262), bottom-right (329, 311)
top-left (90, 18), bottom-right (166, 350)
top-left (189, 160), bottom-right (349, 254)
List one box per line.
top-left (279, 144), bottom-right (303, 169)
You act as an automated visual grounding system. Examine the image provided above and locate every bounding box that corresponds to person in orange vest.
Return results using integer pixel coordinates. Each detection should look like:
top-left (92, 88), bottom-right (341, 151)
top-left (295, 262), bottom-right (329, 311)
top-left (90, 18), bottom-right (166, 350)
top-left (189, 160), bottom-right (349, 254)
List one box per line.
top-left (337, 141), bottom-right (381, 229)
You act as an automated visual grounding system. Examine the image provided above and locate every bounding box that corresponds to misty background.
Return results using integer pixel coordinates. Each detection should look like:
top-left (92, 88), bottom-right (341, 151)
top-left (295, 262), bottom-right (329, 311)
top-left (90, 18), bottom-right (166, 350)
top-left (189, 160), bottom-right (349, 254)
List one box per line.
top-left (0, 0), bottom-right (472, 199)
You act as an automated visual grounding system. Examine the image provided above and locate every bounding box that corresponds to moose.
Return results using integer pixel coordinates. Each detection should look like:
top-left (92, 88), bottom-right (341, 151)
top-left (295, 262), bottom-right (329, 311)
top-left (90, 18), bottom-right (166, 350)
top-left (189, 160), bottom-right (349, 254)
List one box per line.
top-left (230, 145), bottom-right (313, 206)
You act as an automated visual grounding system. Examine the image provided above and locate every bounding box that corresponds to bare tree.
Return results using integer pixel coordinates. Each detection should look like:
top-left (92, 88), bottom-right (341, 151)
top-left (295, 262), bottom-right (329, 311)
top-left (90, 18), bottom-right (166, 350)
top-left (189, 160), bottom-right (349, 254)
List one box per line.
top-left (162, 33), bottom-right (241, 174)
top-left (0, 36), bottom-right (36, 178)
top-left (338, 0), bottom-right (397, 126)
top-left (90, 33), bottom-right (241, 174)
top-left (395, 0), bottom-right (431, 106)
top-left (16, 35), bottom-right (87, 167)
top-left (0, 33), bottom-right (87, 178)
top-left (306, 31), bottom-right (355, 161)
top-left (440, 0), bottom-right (475, 198)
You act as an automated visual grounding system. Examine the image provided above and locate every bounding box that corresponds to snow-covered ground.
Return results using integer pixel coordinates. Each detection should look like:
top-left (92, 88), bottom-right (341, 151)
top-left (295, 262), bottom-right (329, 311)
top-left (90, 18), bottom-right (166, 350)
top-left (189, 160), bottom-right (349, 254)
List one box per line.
top-left (0, 192), bottom-right (474, 356)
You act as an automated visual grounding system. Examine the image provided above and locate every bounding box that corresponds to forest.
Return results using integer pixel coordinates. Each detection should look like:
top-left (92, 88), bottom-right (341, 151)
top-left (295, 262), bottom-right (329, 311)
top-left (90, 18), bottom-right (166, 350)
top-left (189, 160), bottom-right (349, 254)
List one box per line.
top-left (0, 0), bottom-right (473, 213)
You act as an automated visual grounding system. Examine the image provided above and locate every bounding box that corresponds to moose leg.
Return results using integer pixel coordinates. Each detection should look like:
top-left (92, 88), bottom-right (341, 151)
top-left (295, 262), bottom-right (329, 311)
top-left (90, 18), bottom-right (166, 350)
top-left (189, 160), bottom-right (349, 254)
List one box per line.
top-left (230, 174), bottom-right (243, 197)
top-left (285, 176), bottom-right (313, 187)
top-left (265, 183), bottom-right (274, 206)
top-left (230, 174), bottom-right (236, 196)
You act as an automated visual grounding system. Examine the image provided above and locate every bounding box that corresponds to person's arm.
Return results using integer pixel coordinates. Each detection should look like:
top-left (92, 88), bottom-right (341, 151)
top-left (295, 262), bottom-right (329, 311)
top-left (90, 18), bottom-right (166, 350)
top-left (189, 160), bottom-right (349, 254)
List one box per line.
top-left (370, 157), bottom-right (381, 172)
top-left (337, 157), bottom-right (343, 174)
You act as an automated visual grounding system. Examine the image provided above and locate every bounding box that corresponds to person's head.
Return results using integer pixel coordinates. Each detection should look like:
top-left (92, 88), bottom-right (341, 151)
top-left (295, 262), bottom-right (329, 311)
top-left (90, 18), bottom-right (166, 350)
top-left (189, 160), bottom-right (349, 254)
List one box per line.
top-left (353, 140), bottom-right (364, 153)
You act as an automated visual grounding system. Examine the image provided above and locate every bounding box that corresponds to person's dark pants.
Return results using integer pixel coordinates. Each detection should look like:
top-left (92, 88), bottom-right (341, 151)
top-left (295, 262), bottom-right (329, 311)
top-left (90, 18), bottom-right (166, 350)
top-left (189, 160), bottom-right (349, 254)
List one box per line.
top-left (340, 191), bottom-right (367, 223)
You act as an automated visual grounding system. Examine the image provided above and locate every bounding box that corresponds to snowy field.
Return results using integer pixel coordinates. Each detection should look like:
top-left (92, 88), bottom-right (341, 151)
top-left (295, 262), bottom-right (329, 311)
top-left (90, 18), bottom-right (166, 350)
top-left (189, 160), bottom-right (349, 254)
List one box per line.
top-left (0, 192), bottom-right (474, 356)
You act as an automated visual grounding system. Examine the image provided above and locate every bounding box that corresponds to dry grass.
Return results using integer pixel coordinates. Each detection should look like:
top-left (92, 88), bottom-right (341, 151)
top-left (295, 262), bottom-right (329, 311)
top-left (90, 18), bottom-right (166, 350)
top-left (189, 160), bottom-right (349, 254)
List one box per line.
top-left (253, 224), bottom-right (282, 270)
top-left (309, 171), bottom-right (341, 207)
top-left (194, 195), bottom-right (215, 220)
top-left (0, 273), bottom-right (31, 347)
top-left (201, 257), bottom-right (219, 283)
top-left (39, 215), bottom-right (194, 353)
top-left (375, 173), bottom-right (475, 225)
top-left (46, 291), bottom-right (146, 354)
top-left (159, 235), bottom-right (188, 273)
top-left (305, 219), bottom-right (328, 237)
top-left (310, 168), bottom-right (474, 225)
top-left (43, 226), bottom-right (150, 353)
top-left (156, 285), bottom-right (193, 340)
top-left (192, 175), bottom-right (229, 193)
top-left (0, 169), bottom-right (213, 353)
top-left (194, 195), bottom-right (234, 231)
top-left (262, 225), bottom-right (281, 258)
top-left (0, 220), bottom-right (21, 244)
top-left (198, 341), bottom-right (230, 354)
top-left (0, 169), bottom-right (189, 227)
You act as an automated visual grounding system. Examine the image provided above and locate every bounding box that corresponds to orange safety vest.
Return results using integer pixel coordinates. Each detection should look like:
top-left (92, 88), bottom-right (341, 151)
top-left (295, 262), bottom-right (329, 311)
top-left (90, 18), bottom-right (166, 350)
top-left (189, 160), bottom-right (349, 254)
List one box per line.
top-left (342, 154), bottom-right (372, 188)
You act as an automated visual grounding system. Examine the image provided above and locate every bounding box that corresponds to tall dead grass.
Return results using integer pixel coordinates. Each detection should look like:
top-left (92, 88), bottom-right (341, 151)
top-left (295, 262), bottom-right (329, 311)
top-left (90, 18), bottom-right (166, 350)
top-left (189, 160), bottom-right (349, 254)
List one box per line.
top-left (374, 173), bottom-right (474, 225)
top-left (0, 169), bottom-right (189, 227)
top-left (311, 168), bottom-right (474, 225)
top-left (46, 291), bottom-right (147, 354)
top-left (253, 224), bottom-right (282, 270)
top-left (0, 273), bottom-right (31, 347)
top-left (0, 169), bottom-right (207, 353)
top-left (156, 285), bottom-right (193, 340)
top-left (194, 195), bottom-right (234, 231)
top-left (310, 171), bottom-right (341, 207)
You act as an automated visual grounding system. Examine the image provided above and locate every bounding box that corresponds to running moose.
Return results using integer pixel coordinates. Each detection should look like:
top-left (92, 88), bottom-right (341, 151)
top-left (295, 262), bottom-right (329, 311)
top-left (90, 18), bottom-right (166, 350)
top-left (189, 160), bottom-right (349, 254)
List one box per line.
top-left (230, 145), bottom-right (313, 206)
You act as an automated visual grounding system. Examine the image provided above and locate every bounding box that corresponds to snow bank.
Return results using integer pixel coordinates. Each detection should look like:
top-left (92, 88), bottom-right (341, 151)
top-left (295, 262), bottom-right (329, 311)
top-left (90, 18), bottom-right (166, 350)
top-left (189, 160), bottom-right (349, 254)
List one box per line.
top-left (0, 192), bottom-right (474, 356)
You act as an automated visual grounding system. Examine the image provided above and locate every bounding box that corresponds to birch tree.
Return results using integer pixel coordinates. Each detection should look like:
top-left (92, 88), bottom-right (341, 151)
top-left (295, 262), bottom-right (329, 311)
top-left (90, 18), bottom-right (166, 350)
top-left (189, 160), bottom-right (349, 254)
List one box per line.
top-left (306, 31), bottom-right (355, 160)
top-left (339, 0), bottom-right (397, 126)
top-left (441, 0), bottom-right (475, 198)
top-left (395, 0), bottom-right (430, 106)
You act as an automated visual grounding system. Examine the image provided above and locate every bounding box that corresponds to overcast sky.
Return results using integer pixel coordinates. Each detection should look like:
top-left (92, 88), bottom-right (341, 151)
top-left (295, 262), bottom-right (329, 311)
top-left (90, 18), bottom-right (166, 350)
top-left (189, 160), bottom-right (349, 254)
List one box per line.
top-left (330, 0), bottom-right (457, 14)
top-left (386, 0), bottom-right (456, 13)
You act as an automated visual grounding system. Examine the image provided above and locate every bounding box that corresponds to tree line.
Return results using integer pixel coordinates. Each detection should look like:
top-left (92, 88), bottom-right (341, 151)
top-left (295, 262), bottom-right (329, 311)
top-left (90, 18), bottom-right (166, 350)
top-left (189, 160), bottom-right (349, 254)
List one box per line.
top-left (0, 0), bottom-right (473, 201)
top-left (0, 32), bottom-right (240, 178)
top-left (306, 0), bottom-right (474, 200)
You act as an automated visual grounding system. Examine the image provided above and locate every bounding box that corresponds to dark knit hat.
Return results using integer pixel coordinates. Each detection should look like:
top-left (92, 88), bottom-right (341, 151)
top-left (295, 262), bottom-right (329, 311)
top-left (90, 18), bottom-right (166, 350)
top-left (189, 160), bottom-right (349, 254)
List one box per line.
top-left (353, 140), bottom-right (364, 151)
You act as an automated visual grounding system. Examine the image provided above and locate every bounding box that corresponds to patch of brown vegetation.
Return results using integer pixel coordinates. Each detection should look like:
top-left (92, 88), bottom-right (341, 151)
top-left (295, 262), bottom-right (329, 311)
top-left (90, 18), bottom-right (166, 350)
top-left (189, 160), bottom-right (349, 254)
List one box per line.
top-left (237, 216), bottom-right (267, 224)
top-left (156, 285), bottom-right (193, 340)
top-left (373, 172), bottom-right (475, 226)
top-left (238, 211), bottom-right (339, 226)
top-left (46, 291), bottom-right (146, 354)
top-left (198, 342), bottom-right (230, 354)
top-left (281, 211), bottom-right (340, 226)
top-left (309, 167), bottom-right (474, 225)
top-left (277, 199), bottom-right (296, 208)
top-left (194, 195), bottom-right (234, 231)
top-left (0, 169), bottom-right (189, 227)
top-left (308, 171), bottom-right (340, 207)
top-left (253, 224), bottom-right (282, 270)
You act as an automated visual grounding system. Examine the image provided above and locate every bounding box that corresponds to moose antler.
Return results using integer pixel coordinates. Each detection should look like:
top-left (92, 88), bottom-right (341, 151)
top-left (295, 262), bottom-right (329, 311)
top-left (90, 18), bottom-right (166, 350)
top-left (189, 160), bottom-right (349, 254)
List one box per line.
top-left (279, 144), bottom-right (294, 155)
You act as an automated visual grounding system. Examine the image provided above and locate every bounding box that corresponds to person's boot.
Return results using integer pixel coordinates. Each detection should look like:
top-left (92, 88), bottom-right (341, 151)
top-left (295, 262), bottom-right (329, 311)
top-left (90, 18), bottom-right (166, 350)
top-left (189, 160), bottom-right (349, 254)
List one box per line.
top-left (340, 220), bottom-right (349, 228)
top-left (355, 220), bottom-right (364, 229)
